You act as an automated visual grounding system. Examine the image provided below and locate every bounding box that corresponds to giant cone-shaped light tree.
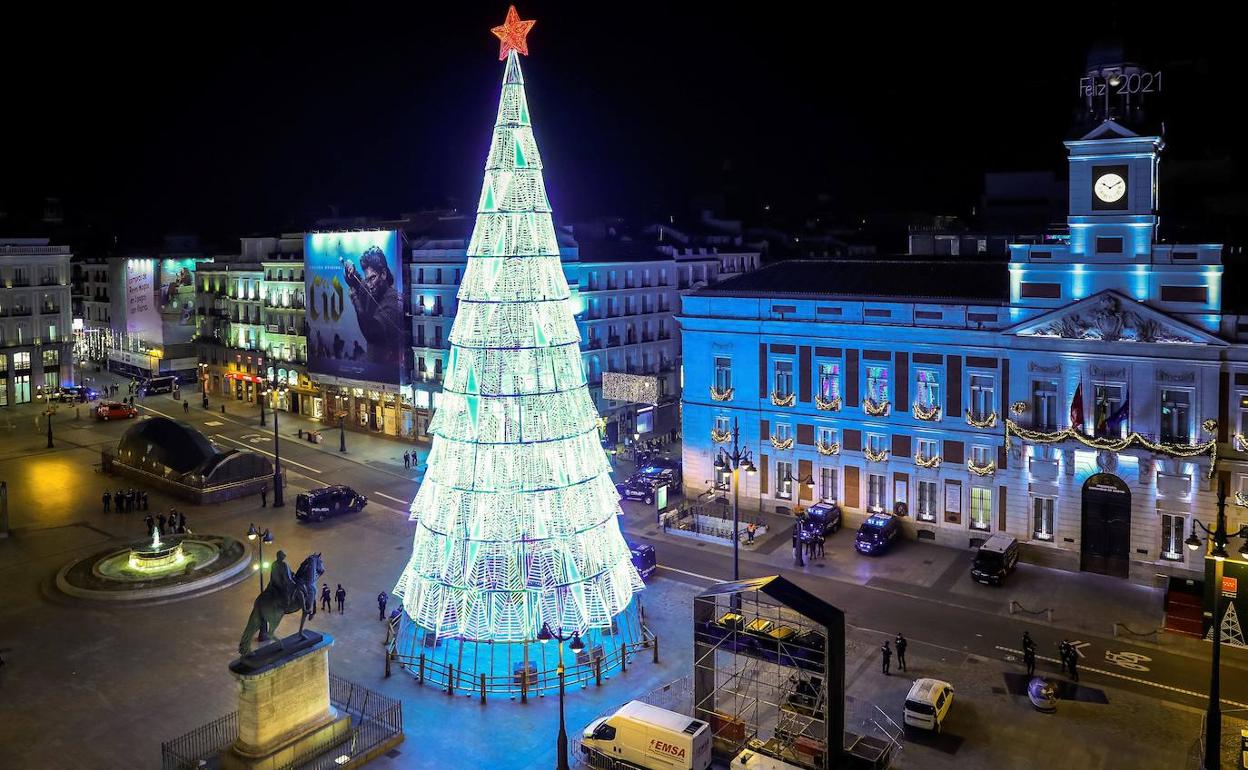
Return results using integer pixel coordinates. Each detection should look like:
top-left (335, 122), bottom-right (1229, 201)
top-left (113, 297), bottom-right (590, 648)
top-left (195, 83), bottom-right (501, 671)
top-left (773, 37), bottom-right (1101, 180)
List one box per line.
top-left (394, 7), bottom-right (642, 643)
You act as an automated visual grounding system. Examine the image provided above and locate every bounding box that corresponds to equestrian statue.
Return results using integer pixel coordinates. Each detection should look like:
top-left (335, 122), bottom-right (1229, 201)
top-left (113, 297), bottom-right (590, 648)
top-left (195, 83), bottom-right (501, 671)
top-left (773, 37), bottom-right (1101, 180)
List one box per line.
top-left (238, 550), bottom-right (324, 656)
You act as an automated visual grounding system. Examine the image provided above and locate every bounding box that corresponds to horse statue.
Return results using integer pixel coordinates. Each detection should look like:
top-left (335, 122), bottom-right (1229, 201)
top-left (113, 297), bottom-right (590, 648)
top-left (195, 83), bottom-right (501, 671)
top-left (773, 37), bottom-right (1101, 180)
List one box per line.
top-left (238, 551), bottom-right (324, 656)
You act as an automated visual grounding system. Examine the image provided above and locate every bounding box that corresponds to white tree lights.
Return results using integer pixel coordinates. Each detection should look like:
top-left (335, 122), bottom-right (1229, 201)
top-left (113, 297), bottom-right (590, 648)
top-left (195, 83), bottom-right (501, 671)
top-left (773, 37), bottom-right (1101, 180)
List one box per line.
top-left (393, 44), bottom-right (642, 644)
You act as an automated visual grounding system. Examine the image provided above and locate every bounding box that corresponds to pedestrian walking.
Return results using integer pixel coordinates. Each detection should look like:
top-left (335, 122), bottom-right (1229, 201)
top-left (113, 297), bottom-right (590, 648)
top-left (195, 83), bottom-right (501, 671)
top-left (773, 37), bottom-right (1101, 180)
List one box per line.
top-left (895, 633), bottom-right (908, 672)
top-left (178, 512), bottom-right (188, 534)
top-left (141, 491), bottom-right (149, 511)
top-left (157, 513), bottom-right (167, 534)
top-left (321, 583), bottom-right (332, 612)
top-left (403, 451), bottom-right (410, 470)
top-left (144, 514), bottom-right (155, 535)
top-left (746, 522), bottom-right (757, 544)
top-left (1022, 631), bottom-right (1035, 655)
top-left (816, 533), bottom-right (826, 558)
top-left (1067, 645), bottom-right (1079, 682)
top-left (335, 584), bottom-right (347, 614)
top-left (881, 641), bottom-right (892, 675)
top-left (102, 491), bottom-right (111, 514)
top-left (1024, 645), bottom-right (1036, 677)
top-left (377, 591), bottom-right (388, 621)
top-left (260, 484), bottom-right (268, 508)
top-left (183, 401), bottom-right (189, 414)
top-left (1058, 640), bottom-right (1070, 674)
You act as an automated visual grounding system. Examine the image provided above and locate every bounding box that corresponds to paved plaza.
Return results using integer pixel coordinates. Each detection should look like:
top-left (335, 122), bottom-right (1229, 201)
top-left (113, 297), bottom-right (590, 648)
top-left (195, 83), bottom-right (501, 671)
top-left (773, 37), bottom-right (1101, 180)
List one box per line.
top-left (1, 384), bottom-right (1246, 768)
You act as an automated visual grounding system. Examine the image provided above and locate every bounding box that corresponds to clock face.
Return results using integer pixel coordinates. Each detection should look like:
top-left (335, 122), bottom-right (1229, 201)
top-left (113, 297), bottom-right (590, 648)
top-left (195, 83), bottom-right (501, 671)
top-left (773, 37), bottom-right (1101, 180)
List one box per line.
top-left (1094, 173), bottom-right (1127, 203)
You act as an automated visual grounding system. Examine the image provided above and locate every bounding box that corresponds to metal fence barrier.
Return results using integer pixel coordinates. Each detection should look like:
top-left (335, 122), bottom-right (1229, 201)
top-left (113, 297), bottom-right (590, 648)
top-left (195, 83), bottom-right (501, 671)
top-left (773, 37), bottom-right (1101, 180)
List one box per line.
top-left (160, 674), bottom-right (401, 770)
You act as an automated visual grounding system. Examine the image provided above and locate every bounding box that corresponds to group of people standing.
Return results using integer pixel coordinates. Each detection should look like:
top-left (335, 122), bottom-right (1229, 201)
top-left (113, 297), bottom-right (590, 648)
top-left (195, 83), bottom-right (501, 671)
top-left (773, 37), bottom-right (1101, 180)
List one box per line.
top-left (880, 633), bottom-right (908, 675)
top-left (310, 583), bottom-right (348, 617)
top-left (144, 509), bottom-right (189, 537)
top-left (103, 489), bottom-right (147, 514)
top-left (1020, 631), bottom-right (1079, 681)
top-left (402, 451), bottom-right (418, 471)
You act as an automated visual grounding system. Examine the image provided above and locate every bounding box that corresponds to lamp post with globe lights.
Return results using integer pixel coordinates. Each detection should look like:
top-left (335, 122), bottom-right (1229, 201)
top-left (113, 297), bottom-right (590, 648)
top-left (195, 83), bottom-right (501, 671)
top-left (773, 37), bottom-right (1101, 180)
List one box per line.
top-left (713, 417), bottom-right (756, 586)
top-left (537, 622), bottom-right (585, 770)
top-left (261, 376), bottom-right (288, 508)
top-left (1184, 483), bottom-right (1248, 770)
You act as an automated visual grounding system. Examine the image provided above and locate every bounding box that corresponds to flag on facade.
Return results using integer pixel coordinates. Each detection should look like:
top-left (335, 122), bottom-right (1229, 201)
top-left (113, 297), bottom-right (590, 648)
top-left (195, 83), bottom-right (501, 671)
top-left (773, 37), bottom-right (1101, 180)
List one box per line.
top-left (1069, 383), bottom-right (1084, 433)
top-left (1107, 391), bottom-right (1130, 433)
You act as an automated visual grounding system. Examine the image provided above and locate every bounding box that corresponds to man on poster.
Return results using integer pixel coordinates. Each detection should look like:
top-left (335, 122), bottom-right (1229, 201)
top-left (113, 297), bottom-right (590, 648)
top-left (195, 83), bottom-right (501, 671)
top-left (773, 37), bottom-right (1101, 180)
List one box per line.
top-left (340, 245), bottom-right (404, 365)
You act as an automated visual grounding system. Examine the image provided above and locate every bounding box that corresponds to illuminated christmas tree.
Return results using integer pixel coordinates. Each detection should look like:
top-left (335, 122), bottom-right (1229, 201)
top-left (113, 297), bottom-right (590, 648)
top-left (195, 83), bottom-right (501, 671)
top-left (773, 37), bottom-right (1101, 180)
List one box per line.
top-left (393, 6), bottom-right (642, 648)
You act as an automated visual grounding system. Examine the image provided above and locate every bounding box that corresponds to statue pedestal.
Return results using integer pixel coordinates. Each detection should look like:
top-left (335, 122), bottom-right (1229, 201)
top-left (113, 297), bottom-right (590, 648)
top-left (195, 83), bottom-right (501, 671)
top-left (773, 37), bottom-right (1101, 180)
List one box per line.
top-left (221, 631), bottom-right (350, 770)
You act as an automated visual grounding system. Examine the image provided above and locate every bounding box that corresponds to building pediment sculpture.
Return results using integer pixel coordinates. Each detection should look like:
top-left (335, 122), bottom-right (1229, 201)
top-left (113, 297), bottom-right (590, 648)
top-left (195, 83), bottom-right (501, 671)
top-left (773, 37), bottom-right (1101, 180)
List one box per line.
top-left (1011, 291), bottom-right (1222, 345)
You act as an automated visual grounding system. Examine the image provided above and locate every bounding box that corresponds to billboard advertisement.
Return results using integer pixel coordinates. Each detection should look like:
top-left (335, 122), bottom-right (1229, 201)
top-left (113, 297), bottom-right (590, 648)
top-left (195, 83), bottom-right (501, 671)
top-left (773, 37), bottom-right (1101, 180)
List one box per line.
top-left (124, 259), bottom-right (161, 344)
top-left (304, 230), bottom-right (405, 385)
top-left (160, 257), bottom-right (204, 344)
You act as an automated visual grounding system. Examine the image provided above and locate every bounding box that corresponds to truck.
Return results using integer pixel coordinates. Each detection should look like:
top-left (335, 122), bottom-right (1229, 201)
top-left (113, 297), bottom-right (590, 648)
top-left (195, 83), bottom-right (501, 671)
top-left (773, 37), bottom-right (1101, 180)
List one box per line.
top-left (581, 701), bottom-right (711, 770)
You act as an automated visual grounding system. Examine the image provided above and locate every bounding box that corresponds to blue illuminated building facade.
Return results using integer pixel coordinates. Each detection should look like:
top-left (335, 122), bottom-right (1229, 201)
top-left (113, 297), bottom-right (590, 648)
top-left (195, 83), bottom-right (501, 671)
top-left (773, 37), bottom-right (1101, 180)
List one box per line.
top-left (681, 119), bottom-right (1248, 582)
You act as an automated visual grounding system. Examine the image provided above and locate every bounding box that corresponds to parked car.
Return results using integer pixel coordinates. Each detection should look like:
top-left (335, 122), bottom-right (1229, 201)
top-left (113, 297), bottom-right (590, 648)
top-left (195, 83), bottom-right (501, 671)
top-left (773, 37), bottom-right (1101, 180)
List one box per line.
top-left (904, 678), bottom-right (955, 731)
top-left (970, 533), bottom-right (1020, 586)
top-left (295, 485), bottom-right (368, 522)
top-left (627, 541), bottom-right (657, 580)
top-left (95, 401), bottom-right (139, 420)
top-left (854, 512), bottom-right (901, 555)
top-left (799, 501), bottom-right (842, 538)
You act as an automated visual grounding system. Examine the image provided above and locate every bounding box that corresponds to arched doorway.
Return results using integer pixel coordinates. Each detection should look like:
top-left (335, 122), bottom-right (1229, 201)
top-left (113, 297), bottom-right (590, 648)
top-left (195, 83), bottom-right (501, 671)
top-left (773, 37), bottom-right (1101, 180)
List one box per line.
top-left (1080, 473), bottom-right (1132, 578)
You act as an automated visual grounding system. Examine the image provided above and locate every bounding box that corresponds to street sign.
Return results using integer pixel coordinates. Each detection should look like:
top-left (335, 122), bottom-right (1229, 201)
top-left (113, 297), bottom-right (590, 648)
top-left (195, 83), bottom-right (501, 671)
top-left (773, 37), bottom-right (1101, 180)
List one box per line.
top-left (1224, 576), bottom-right (1238, 598)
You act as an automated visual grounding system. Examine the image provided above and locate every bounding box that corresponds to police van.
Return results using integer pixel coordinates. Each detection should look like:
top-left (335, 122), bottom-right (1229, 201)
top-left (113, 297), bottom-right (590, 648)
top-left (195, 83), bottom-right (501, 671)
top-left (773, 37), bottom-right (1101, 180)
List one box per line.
top-left (295, 485), bottom-right (368, 522)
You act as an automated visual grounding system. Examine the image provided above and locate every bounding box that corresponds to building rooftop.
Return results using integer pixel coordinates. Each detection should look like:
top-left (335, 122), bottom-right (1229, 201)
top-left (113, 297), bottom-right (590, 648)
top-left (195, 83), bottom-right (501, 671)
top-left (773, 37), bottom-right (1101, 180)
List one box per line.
top-left (691, 258), bottom-right (1009, 304)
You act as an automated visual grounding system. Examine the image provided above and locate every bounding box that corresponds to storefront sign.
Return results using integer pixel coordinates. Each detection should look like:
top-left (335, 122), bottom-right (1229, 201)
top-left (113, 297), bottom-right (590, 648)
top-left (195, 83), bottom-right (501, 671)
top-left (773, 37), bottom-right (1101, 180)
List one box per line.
top-left (1224, 576), bottom-right (1238, 598)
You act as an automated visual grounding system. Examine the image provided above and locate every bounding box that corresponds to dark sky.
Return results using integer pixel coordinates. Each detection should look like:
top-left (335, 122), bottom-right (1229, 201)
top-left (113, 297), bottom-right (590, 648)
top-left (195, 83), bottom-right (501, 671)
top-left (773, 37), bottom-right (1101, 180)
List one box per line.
top-left (5, 3), bottom-right (1245, 246)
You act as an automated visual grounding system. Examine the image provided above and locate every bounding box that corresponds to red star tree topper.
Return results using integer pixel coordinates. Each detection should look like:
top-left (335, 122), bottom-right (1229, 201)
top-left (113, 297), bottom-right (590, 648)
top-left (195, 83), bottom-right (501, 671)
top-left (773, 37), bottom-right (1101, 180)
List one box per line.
top-left (491, 5), bottom-right (535, 60)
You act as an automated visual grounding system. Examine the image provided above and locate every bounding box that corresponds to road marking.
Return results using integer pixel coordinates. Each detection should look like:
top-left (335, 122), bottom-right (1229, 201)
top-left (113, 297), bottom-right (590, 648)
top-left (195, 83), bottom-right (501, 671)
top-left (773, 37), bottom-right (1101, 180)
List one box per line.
top-left (657, 565), bottom-right (719, 582)
top-left (1068, 639), bottom-right (1091, 659)
top-left (374, 491), bottom-right (411, 506)
top-left (995, 646), bottom-right (1248, 708)
top-left (212, 434), bottom-right (323, 474)
top-left (1105, 650), bottom-right (1152, 672)
top-left (204, 420), bottom-right (224, 427)
top-left (373, 502), bottom-right (410, 518)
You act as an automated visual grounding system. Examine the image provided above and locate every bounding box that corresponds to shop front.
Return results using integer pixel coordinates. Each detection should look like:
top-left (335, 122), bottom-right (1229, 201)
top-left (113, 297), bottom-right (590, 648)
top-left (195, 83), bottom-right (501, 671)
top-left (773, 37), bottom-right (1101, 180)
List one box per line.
top-left (318, 382), bottom-right (416, 438)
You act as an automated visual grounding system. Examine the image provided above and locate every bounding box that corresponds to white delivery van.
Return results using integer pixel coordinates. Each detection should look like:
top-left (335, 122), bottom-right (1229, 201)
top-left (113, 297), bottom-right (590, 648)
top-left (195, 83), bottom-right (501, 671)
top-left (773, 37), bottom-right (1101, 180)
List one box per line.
top-left (581, 700), bottom-right (712, 770)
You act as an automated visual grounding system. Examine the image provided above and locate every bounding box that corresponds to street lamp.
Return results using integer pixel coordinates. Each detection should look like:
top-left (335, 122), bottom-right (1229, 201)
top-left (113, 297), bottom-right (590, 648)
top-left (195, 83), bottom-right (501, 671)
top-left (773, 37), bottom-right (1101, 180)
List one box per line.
top-left (259, 383), bottom-right (267, 426)
top-left (713, 417), bottom-right (757, 587)
top-left (1184, 483), bottom-right (1248, 770)
top-left (45, 405), bottom-right (56, 449)
top-left (262, 377), bottom-right (289, 508)
top-left (339, 411), bottom-right (348, 453)
top-left (537, 622), bottom-right (586, 770)
top-left (247, 523), bottom-right (275, 591)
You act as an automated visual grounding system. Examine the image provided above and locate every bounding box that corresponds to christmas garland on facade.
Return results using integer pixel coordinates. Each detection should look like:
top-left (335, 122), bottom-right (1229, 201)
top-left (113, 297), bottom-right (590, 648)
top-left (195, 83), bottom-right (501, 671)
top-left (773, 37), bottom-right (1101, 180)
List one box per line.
top-left (815, 440), bottom-right (840, 456)
top-left (1004, 418), bottom-right (1219, 478)
top-left (965, 410), bottom-right (999, 429)
top-left (815, 394), bottom-right (842, 411)
top-left (913, 451), bottom-right (942, 468)
top-left (912, 401), bottom-right (941, 421)
top-left (709, 385), bottom-right (734, 402)
top-left (711, 427), bottom-right (732, 443)
top-left (770, 391), bottom-right (796, 407)
top-left (863, 446), bottom-right (889, 463)
top-left (967, 459), bottom-right (996, 476)
top-left (770, 435), bottom-right (795, 451)
top-left (863, 398), bottom-right (890, 417)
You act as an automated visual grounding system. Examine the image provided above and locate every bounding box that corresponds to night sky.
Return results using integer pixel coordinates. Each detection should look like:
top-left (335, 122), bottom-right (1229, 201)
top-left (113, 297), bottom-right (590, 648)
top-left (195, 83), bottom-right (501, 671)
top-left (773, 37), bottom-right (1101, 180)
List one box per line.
top-left (5, 4), bottom-right (1244, 246)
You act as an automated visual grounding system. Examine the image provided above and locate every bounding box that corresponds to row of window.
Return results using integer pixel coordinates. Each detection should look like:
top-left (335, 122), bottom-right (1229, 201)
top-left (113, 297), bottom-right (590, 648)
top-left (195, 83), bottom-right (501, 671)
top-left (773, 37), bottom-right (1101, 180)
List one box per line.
top-left (0, 324), bottom-right (61, 346)
top-left (0, 351), bottom-right (58, 370)
top-left (712, 457), bottom-right (1190, 558)
top-left (716, 355), bottom-right (1213, 443)
top-left (1, 267), bottom-right (61, 286)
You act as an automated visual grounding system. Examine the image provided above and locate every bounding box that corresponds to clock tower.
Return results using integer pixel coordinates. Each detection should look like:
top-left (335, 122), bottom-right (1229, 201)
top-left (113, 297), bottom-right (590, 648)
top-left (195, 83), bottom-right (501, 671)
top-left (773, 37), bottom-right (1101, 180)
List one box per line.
top-left (1064, 122), bottom-right (1162, 261)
